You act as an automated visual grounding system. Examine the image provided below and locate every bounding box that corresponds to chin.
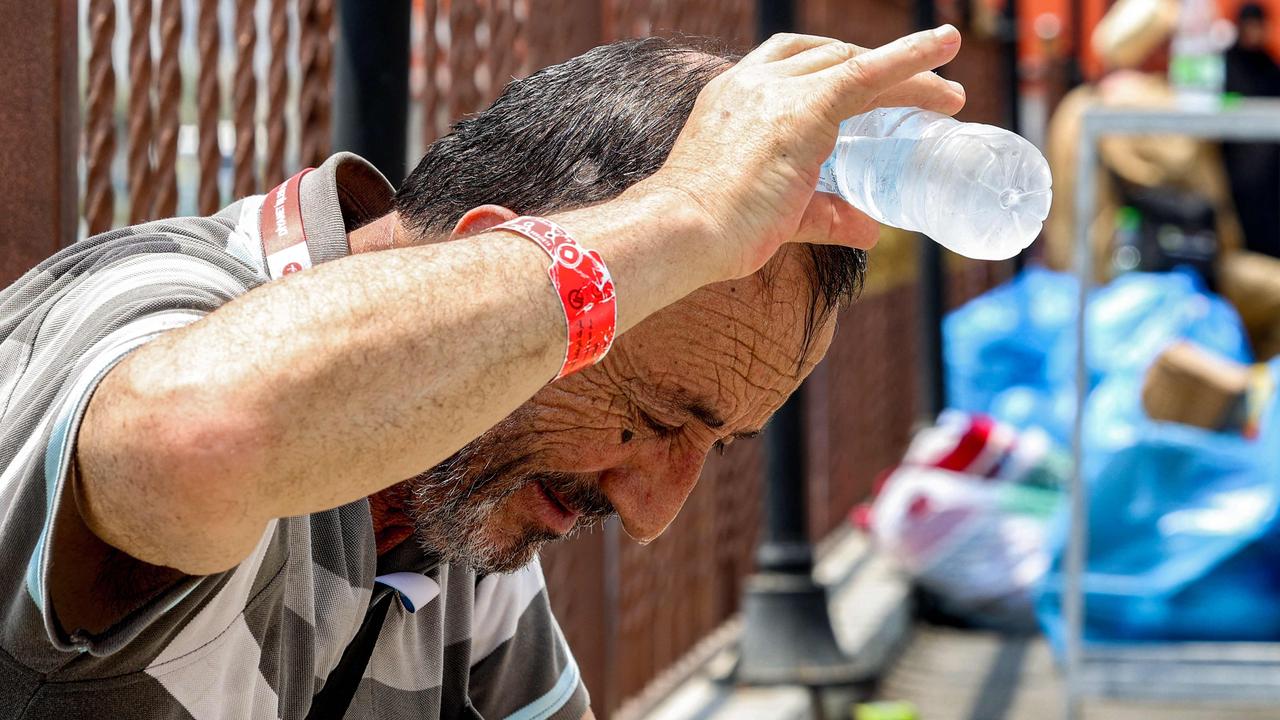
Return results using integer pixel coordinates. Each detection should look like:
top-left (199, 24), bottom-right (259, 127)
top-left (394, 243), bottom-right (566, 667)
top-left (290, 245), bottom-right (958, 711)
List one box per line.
top-left (419, 521), bottom-right (556, 574)
top-left (472, 542), bottom-right (546, 574)
top-left (458, 537), bottom-right (551, 574)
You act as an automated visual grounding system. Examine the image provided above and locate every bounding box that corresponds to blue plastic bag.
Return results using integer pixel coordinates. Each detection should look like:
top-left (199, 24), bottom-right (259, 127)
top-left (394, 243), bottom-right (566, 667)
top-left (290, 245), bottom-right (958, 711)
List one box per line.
top-left (944, 267), bottom-right (1078, 420)
top-left (1037, 358), bottom-right (1280, 644)
top-left (946, 266), bottom-right (1278, 645)
top-left (946, 267), bottom-right (1252, 459)
top-left (1079, 269), bottom-right (1251, 381)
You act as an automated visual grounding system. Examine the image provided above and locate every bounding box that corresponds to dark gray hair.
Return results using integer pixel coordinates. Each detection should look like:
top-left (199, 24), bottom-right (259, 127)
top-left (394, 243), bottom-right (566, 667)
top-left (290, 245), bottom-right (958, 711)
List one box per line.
top-left (395, 37), bottom-right (865, 349)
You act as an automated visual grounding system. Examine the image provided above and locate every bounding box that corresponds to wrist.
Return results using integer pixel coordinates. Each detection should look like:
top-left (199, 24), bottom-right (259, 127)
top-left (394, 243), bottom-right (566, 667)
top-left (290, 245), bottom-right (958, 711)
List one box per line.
top-left (540, 184), bottom-right (715, 335)
top-left (622, 177), bottom-right (732, 285)
top-left (492, 216), bottom-right (617, 379)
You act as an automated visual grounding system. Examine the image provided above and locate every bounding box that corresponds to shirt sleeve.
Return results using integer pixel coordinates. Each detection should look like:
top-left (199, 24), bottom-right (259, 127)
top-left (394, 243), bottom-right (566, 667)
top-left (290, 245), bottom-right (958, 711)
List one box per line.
top-left (0, 222), bottom-right (267, 669)
top-left (467, 560), bottom-right (590, 720)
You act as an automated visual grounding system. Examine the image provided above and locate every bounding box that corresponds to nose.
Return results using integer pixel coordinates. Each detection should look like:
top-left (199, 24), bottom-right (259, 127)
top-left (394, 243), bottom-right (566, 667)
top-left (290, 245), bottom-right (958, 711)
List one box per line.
top-left (598, 441), bottom-right (706, 543)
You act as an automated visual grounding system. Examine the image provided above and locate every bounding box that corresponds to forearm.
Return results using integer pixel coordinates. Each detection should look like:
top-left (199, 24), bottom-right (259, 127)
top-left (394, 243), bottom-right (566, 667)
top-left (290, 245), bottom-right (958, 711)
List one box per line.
top-left (78, 187), bottom-right (710, 573)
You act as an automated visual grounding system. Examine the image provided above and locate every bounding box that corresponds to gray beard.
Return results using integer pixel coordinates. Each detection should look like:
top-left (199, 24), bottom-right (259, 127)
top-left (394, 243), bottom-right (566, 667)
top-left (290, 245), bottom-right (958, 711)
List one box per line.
top-left (405, 415), bottom-right (615, 573)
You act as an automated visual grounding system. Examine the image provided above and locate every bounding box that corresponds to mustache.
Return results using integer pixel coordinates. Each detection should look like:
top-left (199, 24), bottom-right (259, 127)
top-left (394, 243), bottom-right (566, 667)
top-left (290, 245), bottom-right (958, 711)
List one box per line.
top-left (535, 472), bottom-right (616, 520)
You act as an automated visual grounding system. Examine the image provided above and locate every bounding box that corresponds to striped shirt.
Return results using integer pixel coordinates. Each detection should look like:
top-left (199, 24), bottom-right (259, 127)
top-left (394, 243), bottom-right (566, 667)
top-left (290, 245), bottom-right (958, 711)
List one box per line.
top-left (0, 153), bottom-right (588, 720)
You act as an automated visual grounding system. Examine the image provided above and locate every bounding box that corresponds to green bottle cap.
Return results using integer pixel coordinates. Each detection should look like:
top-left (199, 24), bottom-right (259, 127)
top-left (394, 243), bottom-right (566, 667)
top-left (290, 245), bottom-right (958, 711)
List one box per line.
top-left (1117, 205), bottom-right (1142, 232)
top-left (854, 701), bottom-right (919, 720)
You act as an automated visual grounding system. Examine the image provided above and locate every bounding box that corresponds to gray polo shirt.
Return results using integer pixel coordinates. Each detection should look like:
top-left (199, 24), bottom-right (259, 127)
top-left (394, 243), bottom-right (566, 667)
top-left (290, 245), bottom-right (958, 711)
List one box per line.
top-left (0, 153), bottom-right (588, 720)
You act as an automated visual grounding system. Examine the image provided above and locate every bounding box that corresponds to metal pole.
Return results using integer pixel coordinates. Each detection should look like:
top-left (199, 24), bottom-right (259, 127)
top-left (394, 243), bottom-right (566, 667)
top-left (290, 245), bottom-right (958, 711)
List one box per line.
top-left (758, 0), bottom-right (794, 36)
top-left (737, 0), bottom-right (860, 693)
top-left (758, 389), bottom-right (816, 575)
top-left (1003, 0), bottom-right (1021, 136)
top-left (0, 0), bottom-right (77, 285)
top-left (1003, 0), bottom-right (1029, 274)
top-left (334, 0), bottom-right (412, 186)
top-left (1063, 109), bottom-right (1099, 720)
top-left (1066, 0), bottom-right (1086, 86)
top-left (918, 240), bottom-right (947, 421)
top-left (916, 0), bottom-right (948, 422)
top-left (738, 386), bottom-right (861, 687)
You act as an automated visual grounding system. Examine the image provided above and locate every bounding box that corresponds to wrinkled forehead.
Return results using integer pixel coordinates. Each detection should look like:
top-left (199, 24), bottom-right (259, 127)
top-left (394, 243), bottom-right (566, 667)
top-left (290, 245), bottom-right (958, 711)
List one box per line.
top-left (614, 246), bottom-right (836, 425)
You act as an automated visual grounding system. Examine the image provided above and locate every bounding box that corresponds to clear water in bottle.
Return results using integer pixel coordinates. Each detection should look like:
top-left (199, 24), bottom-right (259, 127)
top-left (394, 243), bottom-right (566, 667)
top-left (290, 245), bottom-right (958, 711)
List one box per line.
top-left (818, 108), bottom-right (1053, 261)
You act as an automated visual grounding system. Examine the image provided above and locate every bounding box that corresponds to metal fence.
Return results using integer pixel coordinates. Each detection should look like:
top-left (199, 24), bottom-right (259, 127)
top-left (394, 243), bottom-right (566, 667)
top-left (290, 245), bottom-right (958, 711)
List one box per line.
top-left (79, 0), bottom-right (336, 231)
top-left (2, 0), bottom-right (1014, 716)
top-left (75, 0), bottom-right (755, 233)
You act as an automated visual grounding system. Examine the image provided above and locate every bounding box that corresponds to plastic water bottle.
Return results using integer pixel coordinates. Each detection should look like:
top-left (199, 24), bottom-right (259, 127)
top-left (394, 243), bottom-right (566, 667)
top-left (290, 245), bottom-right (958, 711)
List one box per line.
top-left (1168, 0), bottom-right (1228, 109)
top-left (818, 107), bottom-right (1052, 261)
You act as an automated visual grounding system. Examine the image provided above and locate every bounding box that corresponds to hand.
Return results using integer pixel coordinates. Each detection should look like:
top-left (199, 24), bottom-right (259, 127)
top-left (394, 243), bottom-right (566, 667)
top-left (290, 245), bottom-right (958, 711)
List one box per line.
top-left (646, 26), bottom-right (966, 281)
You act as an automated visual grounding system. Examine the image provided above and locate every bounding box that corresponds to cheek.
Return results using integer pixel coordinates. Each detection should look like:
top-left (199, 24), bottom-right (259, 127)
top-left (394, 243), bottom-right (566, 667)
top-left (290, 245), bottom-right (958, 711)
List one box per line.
top-left (489, 482), bottom-right (543, 529)
top-left (541, 434), bottom-right (633, 473)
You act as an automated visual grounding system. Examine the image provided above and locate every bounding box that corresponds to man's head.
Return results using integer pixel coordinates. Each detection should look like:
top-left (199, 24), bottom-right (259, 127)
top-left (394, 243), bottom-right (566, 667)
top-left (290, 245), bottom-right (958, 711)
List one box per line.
top-left (1238, 3), bottom-right (1269, 51)
top-left (389, 38), bottom-right (866, 572)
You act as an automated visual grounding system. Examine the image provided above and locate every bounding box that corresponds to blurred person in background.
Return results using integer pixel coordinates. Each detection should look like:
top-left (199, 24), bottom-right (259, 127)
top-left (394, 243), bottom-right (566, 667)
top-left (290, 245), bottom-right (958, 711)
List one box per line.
top-left (1045, 0), bottom-right (1280, 360)
top-left (1042, 0), bottom-right (1243, 281)
top-left (1219, 3), bottom-right (1280, 361)
top-left (1223, 1), bottom-right (1280, 258)
top-left (0, 29), bottom-right (966, 720)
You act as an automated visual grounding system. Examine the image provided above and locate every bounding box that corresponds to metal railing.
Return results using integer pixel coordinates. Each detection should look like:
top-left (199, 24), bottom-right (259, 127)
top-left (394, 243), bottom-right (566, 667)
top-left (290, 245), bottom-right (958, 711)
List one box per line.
top-left (1064, 99), bottom-right (1280, 720)
top-left (77, 0), bottom-right (756, 232)
top-left (81, 0), bottom-right (338, 230)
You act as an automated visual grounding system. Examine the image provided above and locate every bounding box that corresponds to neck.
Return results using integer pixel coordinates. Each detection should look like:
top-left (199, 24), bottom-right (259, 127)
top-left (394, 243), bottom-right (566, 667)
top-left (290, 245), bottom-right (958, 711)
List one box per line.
top-left (369, 483), bottom-right (416, 555)
top-left (348, 212), bottom-right (407, 255)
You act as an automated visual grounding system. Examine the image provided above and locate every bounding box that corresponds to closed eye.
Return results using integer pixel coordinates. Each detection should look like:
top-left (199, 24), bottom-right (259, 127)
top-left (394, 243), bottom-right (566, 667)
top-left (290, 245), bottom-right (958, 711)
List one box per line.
top-left (637, 409), bottom-right (680, 437)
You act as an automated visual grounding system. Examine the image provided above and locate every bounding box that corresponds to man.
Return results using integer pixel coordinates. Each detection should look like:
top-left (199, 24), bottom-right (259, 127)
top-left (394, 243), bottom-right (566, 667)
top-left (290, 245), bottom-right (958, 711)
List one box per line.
top-left (0, 29), bottom-right (964, 719)
top-left (1224, 1), bottom-right (1280, 257)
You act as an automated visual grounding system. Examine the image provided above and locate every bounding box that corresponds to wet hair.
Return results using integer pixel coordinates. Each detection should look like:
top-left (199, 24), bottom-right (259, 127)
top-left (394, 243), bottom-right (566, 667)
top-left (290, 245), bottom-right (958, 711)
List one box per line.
top-left (395, 37), bottom-right (865, 352)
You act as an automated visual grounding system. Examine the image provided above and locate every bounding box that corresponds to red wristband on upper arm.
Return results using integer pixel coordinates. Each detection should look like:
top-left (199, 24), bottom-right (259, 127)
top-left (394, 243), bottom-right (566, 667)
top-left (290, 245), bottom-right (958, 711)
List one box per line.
top-left (493, 216), bottom-right (617, 380)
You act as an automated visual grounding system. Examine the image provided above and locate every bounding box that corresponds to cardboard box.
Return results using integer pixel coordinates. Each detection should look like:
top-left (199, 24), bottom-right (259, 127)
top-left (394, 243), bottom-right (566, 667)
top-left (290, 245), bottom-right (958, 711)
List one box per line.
top-left (1142, 342), bottom-right (1250, 431)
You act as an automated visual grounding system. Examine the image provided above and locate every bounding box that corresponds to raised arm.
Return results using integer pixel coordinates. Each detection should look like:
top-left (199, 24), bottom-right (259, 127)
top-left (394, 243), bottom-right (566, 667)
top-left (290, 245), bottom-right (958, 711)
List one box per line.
top-left (76, 28), bottom-right (965, 575)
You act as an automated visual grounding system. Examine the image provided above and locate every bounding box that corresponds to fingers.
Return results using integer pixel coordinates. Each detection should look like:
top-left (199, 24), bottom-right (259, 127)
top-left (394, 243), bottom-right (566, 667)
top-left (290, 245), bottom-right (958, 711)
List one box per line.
top-left (772, 41), bottom-right (869, 75)
top-left (740, 33), bottom-right (843, 66)
top-left (792, 193), bottom-right (881, 250)
top-left (874, 71), bottom-right (967, 116)
top-left (815, 24), bottom-right (962, 120)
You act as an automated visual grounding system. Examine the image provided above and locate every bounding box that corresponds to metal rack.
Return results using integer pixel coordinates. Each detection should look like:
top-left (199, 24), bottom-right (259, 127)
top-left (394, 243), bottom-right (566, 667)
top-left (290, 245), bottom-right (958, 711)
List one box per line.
top-left (1065, 99), bottom-right (1280, 719)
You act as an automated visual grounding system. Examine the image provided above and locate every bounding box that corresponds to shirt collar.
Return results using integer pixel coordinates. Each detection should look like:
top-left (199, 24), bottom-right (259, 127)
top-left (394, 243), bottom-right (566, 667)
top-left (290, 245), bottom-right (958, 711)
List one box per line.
top-left (295, 152), bottom-right (396, 267)
top-left (231, 152), bottom-right (395, 279)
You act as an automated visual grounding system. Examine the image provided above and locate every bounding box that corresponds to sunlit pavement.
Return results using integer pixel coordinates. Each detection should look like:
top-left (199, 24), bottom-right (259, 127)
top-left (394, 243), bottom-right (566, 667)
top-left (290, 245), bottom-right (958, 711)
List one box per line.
top-left (877, 624), bottom-right (1280, 720)
top-left (638, 529), bottom-right (1280, 720)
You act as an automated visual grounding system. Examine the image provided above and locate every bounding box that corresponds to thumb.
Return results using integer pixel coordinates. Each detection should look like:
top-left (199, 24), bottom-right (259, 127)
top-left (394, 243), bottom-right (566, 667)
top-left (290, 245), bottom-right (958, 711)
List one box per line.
top-left (792, 192), bottom-right (881, 249)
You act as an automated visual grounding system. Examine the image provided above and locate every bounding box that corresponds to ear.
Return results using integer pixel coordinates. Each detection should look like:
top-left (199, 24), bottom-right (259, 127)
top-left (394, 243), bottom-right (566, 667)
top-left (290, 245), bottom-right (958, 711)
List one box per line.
top-left (449, 204), bottom-right (519, 240)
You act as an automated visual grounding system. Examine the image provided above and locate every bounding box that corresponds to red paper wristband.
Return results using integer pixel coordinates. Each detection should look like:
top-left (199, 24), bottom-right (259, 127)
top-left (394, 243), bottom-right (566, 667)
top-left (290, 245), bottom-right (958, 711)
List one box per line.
top-left (494, 216), bottom-right (617, 379)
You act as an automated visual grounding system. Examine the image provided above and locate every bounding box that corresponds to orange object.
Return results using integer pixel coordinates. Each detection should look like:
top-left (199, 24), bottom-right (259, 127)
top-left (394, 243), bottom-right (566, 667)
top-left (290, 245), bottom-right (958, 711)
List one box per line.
top-left (1018, 0), bottom-right (1280, 80)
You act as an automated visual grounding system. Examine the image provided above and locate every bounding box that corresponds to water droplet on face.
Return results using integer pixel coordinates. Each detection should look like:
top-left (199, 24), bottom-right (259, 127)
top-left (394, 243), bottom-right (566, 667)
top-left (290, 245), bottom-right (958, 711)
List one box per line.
top-left (572, 160), bottom-right (600, 185)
